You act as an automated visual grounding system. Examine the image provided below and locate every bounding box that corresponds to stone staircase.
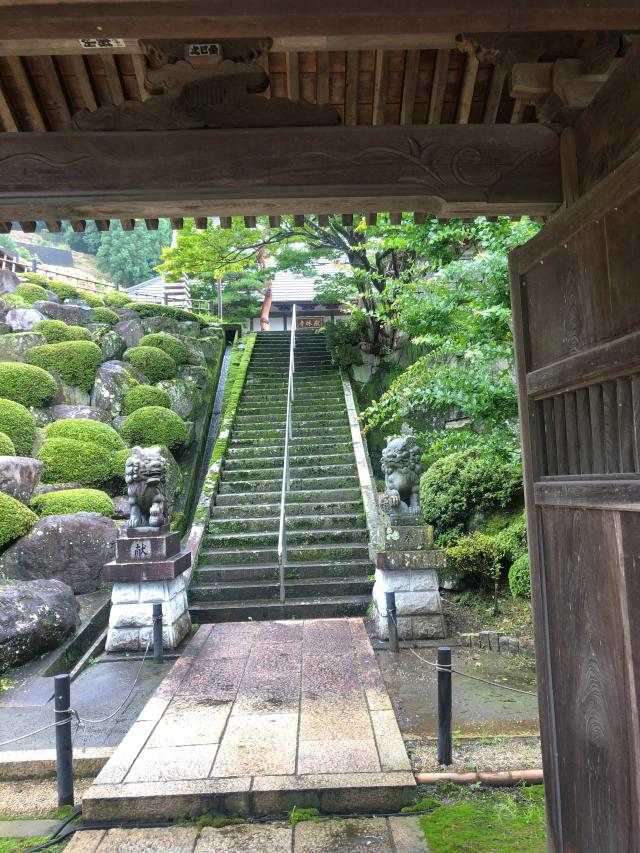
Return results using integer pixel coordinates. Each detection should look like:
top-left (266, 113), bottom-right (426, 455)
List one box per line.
top-left (189, 330), bottom-right (374, 622)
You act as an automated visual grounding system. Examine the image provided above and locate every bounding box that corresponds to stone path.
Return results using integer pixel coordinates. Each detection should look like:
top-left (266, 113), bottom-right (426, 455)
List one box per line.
top-left (65, 817), bottom-right (428, 851)
top-left (83, 619), bottom-right (415, 820)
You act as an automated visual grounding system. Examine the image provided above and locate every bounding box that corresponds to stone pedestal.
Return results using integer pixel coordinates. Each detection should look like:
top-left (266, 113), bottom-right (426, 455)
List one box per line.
top-left (104, 525), bottom-right (191, 652)
top-left (372, 514), bottom-right (446, 640)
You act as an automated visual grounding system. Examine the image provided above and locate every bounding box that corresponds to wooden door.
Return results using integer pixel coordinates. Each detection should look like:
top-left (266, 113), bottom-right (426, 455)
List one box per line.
top-left (510, 149), bottom-right (640, 852)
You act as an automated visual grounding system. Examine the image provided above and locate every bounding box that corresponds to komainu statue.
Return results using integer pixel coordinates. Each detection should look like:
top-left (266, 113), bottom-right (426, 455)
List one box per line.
top-left (379, 431), bottom-right (422, 519)
top-left (125, 446), bottom-right (168, 530)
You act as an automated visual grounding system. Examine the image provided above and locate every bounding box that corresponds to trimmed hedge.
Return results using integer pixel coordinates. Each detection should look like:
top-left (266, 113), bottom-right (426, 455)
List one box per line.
top-left (0, 399), bottom-right (36, 456)
top-left (443, 532), bottom-right (502, 588)
top-left (14, 283), bottom-right (49, 305)
top-left (0, 492), bottom-right (37, 549)
top-left (78, 291), bottom-right (104, 308)
top-left (27, 341), bottom-right (102, 392)
top-left (34, 319), bottom-right (93, 344)
top-left (120, 406), bottom-right (187, 449)
top-left (38, 437), bottom-right (113, 486)
top-left (509, 553), bottom-right (531, 599)
top-left (123, 384), bottom-right (172, 415)
top-left (30, 488), bottom-right (114, 518)
top-left (123, 345), bottom-right (177, 382)
top-left (104, 291), bottom-right (132, 308)
top-left (0, 362), bottom-right (57, 407)
top-left (139, 332), bottom-right (190, 365)
top-left (92, 307), bottom-right (119, 325)
top-left (45, 418), bottom-right (126, 452)
top-left (44, 280), bottom-right (80, 301)
top-left (0, 431), bottom-right (15, 455)
top-left (125, 302), bottom-right (201, 325)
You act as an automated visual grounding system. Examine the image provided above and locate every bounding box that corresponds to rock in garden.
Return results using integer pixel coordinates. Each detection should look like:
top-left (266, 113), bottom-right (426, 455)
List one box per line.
top-left (177, 320), bottom-right (200, 338)
top-left (0, 512), bottom-right (117, 593)
top-left (32, 300), bottom-right (93, 326)
top-left (156, 378), bottom-right (196, 419)
top-left (90, 359), bottom-right (146, 420)
top-left (51, 404), bottom-right (107, 422)
top-left (177, 364), bottom-right (208, 389)
top-left (50, 372), bottom-right (91, 407)
top-left (0, 456), bottom-right (43, 501)
top-left (140, 316), bottom-right (182, 336)
top-left (113, 495), bottom-right (130, 519)
top-left (114, 318), bottom-right (144, 349)
top-left (45, 290), bottom-right (61, 303)
top-left (198, 334), bottom-right (224, 362)
top-left (0, 579), bottom-right (79, 672)
top-left (33, 482), bottom-right (84, 496)
top-left (0, 332), bottom-right (46, 362)
top-left (5, 308), bottom-right (45, 331)
top-left (99, 329), bottom-right (127, 361)
top-left (0, 270), bottom-right (20, 296)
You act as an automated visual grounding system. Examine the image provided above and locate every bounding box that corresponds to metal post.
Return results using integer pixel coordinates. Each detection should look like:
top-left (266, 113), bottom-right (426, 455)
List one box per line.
top-left (437, 646), bottom-right (453, 765)
top-left (217, 278), bottom-right (223, 320)
top-left (208, 299), bottom-right (215, 315)
top-left (31, 258), bottom-right (37, 272)
top-left (385, 591), bottom-right (399, 652)
top-left (163, 292), bottom-right (169, 305)
top-left (152, 602), bottom-right (163, 663)
top-left (53, 674), bottom-right (74, 807)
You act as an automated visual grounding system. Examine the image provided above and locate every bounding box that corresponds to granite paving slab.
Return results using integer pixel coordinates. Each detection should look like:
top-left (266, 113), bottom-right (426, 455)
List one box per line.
top-left (82, 619), bottom-right (415, 819)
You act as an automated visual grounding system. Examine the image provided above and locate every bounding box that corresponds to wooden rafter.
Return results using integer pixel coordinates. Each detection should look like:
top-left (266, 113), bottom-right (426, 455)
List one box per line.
top-left (345, 50), bottom-right (359, 126)
top-left (483, 65), bottom-right (506, 124)
top-left (400, 49), bottom-right (420, 125)
top-left (131, 54), bottom-right (150, 102)
top-left (316, 51), bottom-right (329, 105)
top-left (30, 55), bottom-right (71, 130)
top-left (101, 55), bottom-right (125, 105)
top-left (4, 55), bottom-right (46, 131)
top-left (68, 54), bottom-right (97, 111)
top-left (428, 49), bottom-right (449, 124)
top-left (286, 52), bottom-right (299, 101)
top-left (144, 217), bottom-right (159, 229)
top-left (0, 77), bottom-right (18, 131)
top-left (456, 52), bottom-right (479, 124)
top-left (372, 49), bottom-right (387, 126)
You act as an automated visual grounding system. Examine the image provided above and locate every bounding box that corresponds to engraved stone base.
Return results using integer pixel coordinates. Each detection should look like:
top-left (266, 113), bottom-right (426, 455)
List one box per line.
top-left (105, 574), bottom-right (191, 652)
top-left (373, 567), bottom-right (446, 640)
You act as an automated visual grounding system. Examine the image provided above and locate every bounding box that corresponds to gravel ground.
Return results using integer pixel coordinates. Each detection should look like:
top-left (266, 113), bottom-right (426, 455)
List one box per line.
top-left (0, 778), bottom-right (92, 818)
top-left (406, 735), bottom-right (542, 774)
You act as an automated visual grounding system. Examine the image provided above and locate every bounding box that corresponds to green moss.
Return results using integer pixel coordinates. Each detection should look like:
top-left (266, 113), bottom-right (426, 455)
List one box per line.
top-left (92, 306), bottom-right (119, 325)
top-left (30, 488), bottom-right (114, 518)
top-left (194, 816), bottom-right (245, 837)
top-left (14, 283), bottom-right (49, 305)
top-left (126, 302), bottom-right (202, 324)
top-left (78, 291), bottom-right (104, 308)
top-left (33, 319), bottom-right (93, 344)
top-left (0, 432), bottom-right (15, 455)
top-left (124, 345), bottom-right (177, 382)
top-left (41, 280), bottom-right (80, 301)
top-left (0, 362), bottom-right (57, 407)
top-left (0, 399), bottom-right (36, 456)
top-left (289, 807), bottom-right (323, 826)
top-left (139, 332), bottom-right (191, 365)
top-left (120, 406), bottom-right (187, 449)
top-left (509, 553), bottom-right (531, 599)
top-left (0, 492), bottom-right (37, 549)
top-left (38, 437), bottom-right (113, 486)
top-left (111, 447), bottom-right (130, 479)
top-left (123, 384), bottom-right (172, 415)
top-left (26, 341), bottom-right (102, 392)
top-left (0, 836), bottom-right (65, 853)
top-left (45, 418), bottom-right (125, 452)
top-left (104, 291), bottom-right (132, 308)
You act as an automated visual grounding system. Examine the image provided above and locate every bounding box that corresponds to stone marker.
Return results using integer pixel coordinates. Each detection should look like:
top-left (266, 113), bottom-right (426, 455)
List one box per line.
top-left (104, 446), bottom-right (191, 652)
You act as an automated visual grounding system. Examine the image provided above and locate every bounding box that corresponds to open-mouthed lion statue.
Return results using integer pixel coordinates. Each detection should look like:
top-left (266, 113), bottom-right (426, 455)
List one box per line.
top-left (379, 432), bottom-right (422, 519)
top-left (125, 446), bottom-right (168, 530)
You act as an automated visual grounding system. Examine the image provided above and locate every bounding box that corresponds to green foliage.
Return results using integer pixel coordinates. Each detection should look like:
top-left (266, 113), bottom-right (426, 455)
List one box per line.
top-left (14, 283), bottom-right (48, 305)
top-left (78, 290), bottom-right (104, 308)
top-left (45, 418), bottom-right (125, 452)
top-left (34, 320), bottom-right (92, 344)
top-left (492, 513), bottom-right (528, 564)
top-left (26, 341), bottom-right (102, 392)
top-left (104, 290), bottom-right (133, 308)
top-left (139, 332), bottom-right (190, 365)
top-left (123, 345), bottom-right (177, 382)
top-left (125, 302), bottom-right (202, 325)
top-left (323, 316), bottom-right (365, 368)
top-left (509, 553), bottom-right (532, 600)
top-left (444, 532), bottom-right (502, 584)
top-left (38, 437), bottom-right (113, 486)
top-left (92, 306), bottom-right (119, 325)
top-left (123, 384), bottom-right (172, 415)
top-left (288, 807), bottom-right (323, 826)
top-left (0, 492), bottom-right (37, 549)
top-left (95, 219), bottom-right (173, 286)
top-left (42, 280), bottom-right (80, 301)
top-left (30, 488), bottom-right (114, 518)
top-left (111, 447), bottom-right (130, 479)
top-left (0, 431), bottom-right (15, 455)
top-left (0, 361), bottom-right (57, 407)
top-left (120, 406), bottom-right (187, 449)
top-left (0, 399), bottom-right (36, 455)
top-left (420, 448), bottom-right (522, 543)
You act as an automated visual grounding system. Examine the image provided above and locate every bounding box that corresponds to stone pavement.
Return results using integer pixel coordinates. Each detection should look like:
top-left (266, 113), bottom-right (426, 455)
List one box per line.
top-left (83, 619), bottom-right (416, 820)
top-left (65, 816), bottom-right (429, 852)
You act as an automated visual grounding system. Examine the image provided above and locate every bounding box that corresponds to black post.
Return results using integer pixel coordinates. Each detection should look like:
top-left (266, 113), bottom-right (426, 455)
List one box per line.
top-left (53, 674), bottom-right (74, 807)
top-left (385, 591), bottom-right (399, 653)
top-left (208, 299), bottom-right (215, 315)
top-left (152, 602), bottom-right (163, 662)
top-left (217, 278), bottom-right (223, 320)
top-left (437, 646), bottom-right (452, 765)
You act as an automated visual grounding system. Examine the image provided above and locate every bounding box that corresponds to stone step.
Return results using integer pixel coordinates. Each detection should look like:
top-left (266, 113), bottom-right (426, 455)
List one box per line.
top-left (241, 383), bottom-right (343, 395)
top-left (234, 413), bottom-right (346, 427)
top-left (209, 499), bottom-right (364, 518)
top-left (227, 435), bottom-right (344, 450)
top-left (223, 462), bottom-right (357, 483)
top-left (204, 527), bottom-right (368, 549)
top-left (223, 452), bottom-right (354, 471)
top-left (189, 576), bottom-right (372, 602)
top-left (199, 542), bottom-right (370, 565)
top-left (218, 474), bottom-right (359, 494)
top-left (188, 594), bottom-right (370, 623)
top-left (208, 512), bottom-right (365, 533)
top-left (236, 403), bottom-right (347, 415)
top-left (196, 558), bottom-right (372, 582)
top-left (215, 487), bottom-right (363, 506)
top-left (227, 427), bottom-right (351, 443)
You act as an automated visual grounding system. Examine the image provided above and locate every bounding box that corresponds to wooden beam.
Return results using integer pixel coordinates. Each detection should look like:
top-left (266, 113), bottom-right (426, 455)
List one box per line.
top-left (4, 56), bottom-right (46, 131)
top-left (413, 211), bottom-right (427, 224)
top-left (195, 217), bottom-right (208, 229)
top-left (19, 221), bottom-right (37, 232)
top-left (0, 223), bottom-right (12, 233)
top-left (293, 214), bottom-right (305, 226)
top-left (510, 97), bottom-right (527, 123)
top-left (144, 217), bottom-right (159, 230)
top-left (120, 218), bottom-right (135, 230)
top-left (286, 52), bottom-right (299, 101)
top-left (219, 216), bottom-right (232, 229)
top-left (428, 49), bottom-right (449, 124)
top-left (341, 213), bottom-right (354, 226)
top-left (483, 65), bottom-right (506, 124)
top-left (69, 54), bottom-right (97, 111)
top-left (272, 35), bottom-right (459, 51)
top-left (101, 55), bottom-right (124, 105)
top-left (456, 52), bottom-right (479, 124)
top-left (256, 51), bottom-right (270, 99)
top-left (389, 212), bottom-right (402, 225)
top-left (0, 38), bottom-right (142, 57)
top-left (0, 125), bottom-right (562, 221)
top-left (560, 127), bottom-right (579, 208)
top-left (372, 50), bottom-right (387, 126)
top-left (70, 219), bottom-right (86, 232)
top-left (345, 50), bottom-right (359, 126)
top-left (244, 216), bottom-right (257, 228)
top-left (131, 53), bottom-right (150, 102)
top-left (317, 214), bottom-right (329, 226)
top-left (44, 220), bottom-right (61, 232)
top-left (0, 78), bottom-right (18, 131)
top-left (366, 212), bottom-right (377, 225)
top-left (268, 215), bottom-right (281, 228)
top-left (400, 49), bottom-right (420, 125)
top-left (1, 3), bottom-right (638, 39)
top-left (170, 217), bottom-right (184, 230)
top-left (94, 219), bottom-right (110, 231)
top-left (30, 55), bottom-right (71, 129)
top-left (316, 51), bottom-right (329, 106)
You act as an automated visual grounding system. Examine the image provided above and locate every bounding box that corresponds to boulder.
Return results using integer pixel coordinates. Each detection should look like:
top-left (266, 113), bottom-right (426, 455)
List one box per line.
top-left (140, 316), bottom-right (182, 336)
top-left (156, 378), bottom-right (196, 419)
top-left (33, 482), bottom-right (84, 496)
top-left (114, 308), bottom-right (139, 321)
top-left (32, 300), bottom-right (93, 326)
top-left (113, 495), bottom-right (130, 519)
top-left (114, 318), bottom-right (144, 349)
top-left (50, 372), bottom-right (91, 407)
top-left (0, 512), bottom-right (117, 593)
top-left (198, 334), bottom-right (224, 362)
top-left (112, 415), bottom-right (126, 431)
top-left (177, 364), bottom-right (208, 390)
top-left (0, 332), bottom-right (46, 362)
top-left (5, 307), bottom-right (45, 331)
top-left (90, 360), bottom-right (146, 421)
top-left (0, 456), bottom-right (43, 501)
top-left (51, 404), bottom-right (108, 422)
top-left (44, 290), bottom-right (61, 303)
top-left (31, 427), bottom-right (46, 457)
top-left (0, 269), bottom-right (20, 296)
top-left (0, 579), bottom-right (79, 672)
top-left (0, 323), bottom-right (12, 335)
top-left (174, 334), bottom-right (207, 366)
top-left (177, 320), bottom-right (201, 338)
top-left (99, 329), bottom-right (127, 361)
top-left (29, 407), bottom-right (55, 427)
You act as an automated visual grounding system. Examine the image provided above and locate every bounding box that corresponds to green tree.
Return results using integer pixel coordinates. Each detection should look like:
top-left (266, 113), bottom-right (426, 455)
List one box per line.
top-left (96, 220), bottom-right (173, 286)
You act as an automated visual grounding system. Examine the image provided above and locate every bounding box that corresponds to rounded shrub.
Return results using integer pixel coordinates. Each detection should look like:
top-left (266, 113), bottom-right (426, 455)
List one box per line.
top-left (111, 447), bottom-right (130, 479)
top-left (14, 283), bottom-right (49, 305)
top-left (123, 384), bottom-right (172, 415)
top-left (92, 307), bottom-right (119, 326)
top-left (123, 346), bottom-right (177, 383)
top-left (37, 438), bottom-right (113, 487)
top-left (34, 319), bottom-right (92, 344)
top-left (104, 291), bottom-right (132, 308)
top-left (492, 513), bottom-right (527, 564)
top-left (120, 406), bottom-right (187, 449)
top-left (26, 341), bottom-right (102, 392)
top-left (0, 492), bottom-right (38, 549)
top-left (127, 302), bottom-right (201, 325)
top-left (443, 532), bottom-right (501, 586)
top-left (139, 332), bottom-right (190, 365)
top-left (0, 431), bottom-right (15, 455)
top-left (0, 362), bottom-right (57, 407)
top-left (0, 399), bottom-right (36, 456)
top-left (45, 418), bottom-right (126, 452)
top-left (21, 273), bottom-right (51, 288)
top-left (45, 280), bottom-right (80, 301)
top-left (509, 553), bottom-right (531, 599)
top-left (30, 488), bottom-right (114, 518)
top-left (78, 291), bottom-right (104, 308)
